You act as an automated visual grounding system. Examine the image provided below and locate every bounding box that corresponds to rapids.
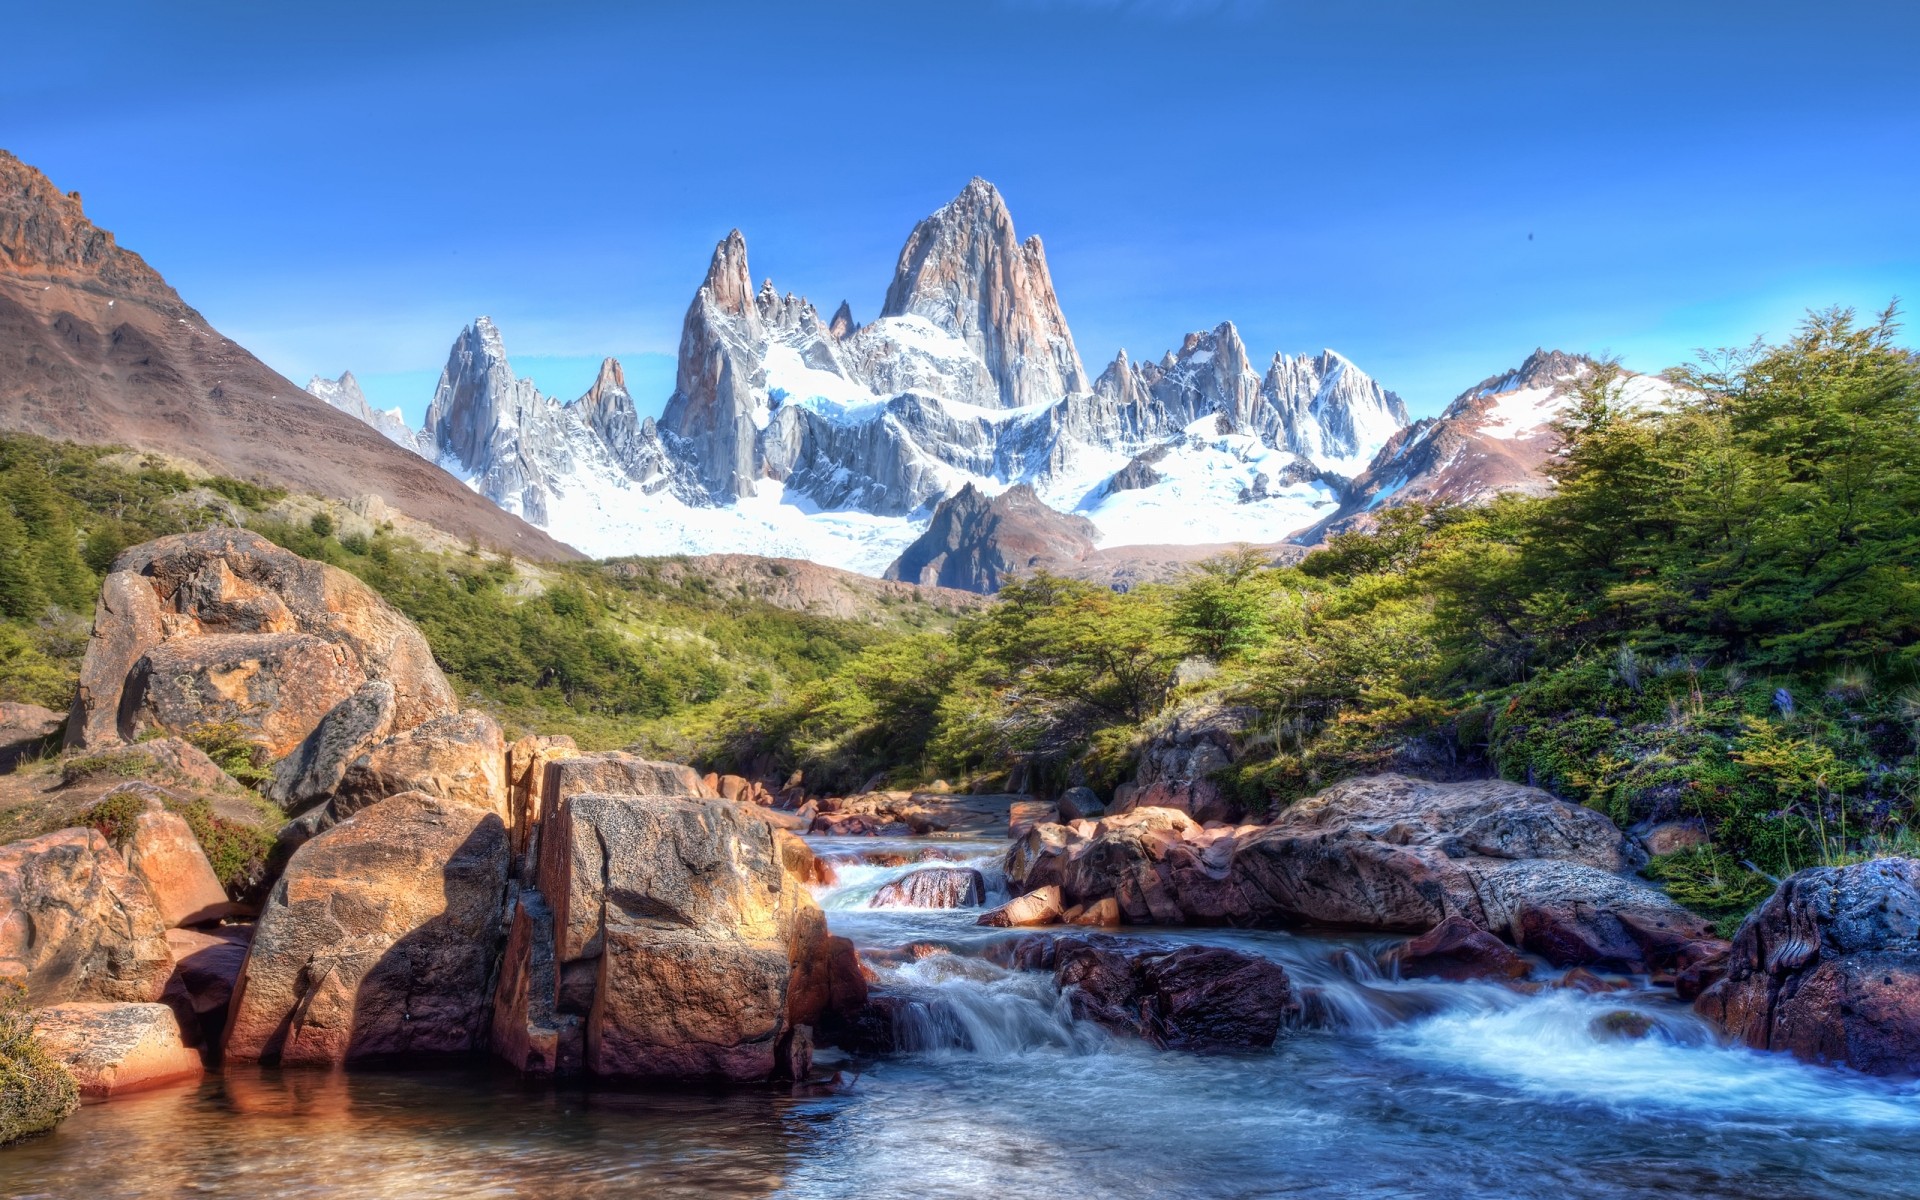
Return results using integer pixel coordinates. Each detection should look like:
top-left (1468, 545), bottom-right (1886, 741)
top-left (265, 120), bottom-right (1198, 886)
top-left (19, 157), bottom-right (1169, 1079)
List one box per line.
top-left (9, 832), bottom-right (1920, 1198)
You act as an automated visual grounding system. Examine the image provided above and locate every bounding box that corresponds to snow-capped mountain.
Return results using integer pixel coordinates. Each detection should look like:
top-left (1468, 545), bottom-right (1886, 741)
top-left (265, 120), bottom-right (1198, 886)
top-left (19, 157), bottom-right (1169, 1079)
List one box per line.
top-left (311, 178), bottom-right (1424, 582)
top-left (1296, 349), bottom-right (1682, 542)
top-left (306, 371), bottom-right (425, 455)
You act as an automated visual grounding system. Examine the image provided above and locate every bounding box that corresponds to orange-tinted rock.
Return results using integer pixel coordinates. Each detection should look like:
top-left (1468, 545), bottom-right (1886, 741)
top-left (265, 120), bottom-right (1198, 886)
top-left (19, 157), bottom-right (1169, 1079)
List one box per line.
top-left (716, 774), bottom-right (750, 802)
top-left (112, 789), bottom-right (229, 928)
top-left (506, 733), bottom-right (577, 865)
top-left (67, 529), bottom-right (457, 752)
top-left (1390, 915), bottom-right (1530, 983)
top-left (1068, 897), bottom-right (1121, 927)
top-left (266, 680), bottom-right (397, 811)
top-left (33, 1002), bottom-right (202, 1098)
top-left (332, 710), bottom-right (508, 823)
top-left (123, 632), bottom-right (368, 760)
top-left (1008, 799), bottom-right (1057, 838)
top-left (538, 792), bottom-right (841, 1081)
top-left (161, 925), bottom-right (251, 1047)
top-left (224, 792), bottom-right (509, 1066)
top-left (977, 886), bottom-right (1063, 928)
top-left (0, 827), bottom-right (173, 1004)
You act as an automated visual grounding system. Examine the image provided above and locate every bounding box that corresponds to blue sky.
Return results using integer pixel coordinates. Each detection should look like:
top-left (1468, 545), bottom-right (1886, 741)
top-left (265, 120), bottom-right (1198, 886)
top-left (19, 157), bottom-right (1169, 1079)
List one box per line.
top-left (5, 0), bottom-right (1915, 424)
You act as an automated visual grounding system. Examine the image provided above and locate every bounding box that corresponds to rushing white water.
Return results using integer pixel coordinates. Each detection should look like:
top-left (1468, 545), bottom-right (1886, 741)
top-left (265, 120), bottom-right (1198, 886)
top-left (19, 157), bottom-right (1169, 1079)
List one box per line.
top-left (13, 832), bottom-right (1920, 1199)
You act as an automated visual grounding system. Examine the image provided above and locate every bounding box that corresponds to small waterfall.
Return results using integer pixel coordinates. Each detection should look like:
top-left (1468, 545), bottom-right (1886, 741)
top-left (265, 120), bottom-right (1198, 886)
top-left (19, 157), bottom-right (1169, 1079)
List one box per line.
top-left (880, 956), bottom-right (1106, 1056)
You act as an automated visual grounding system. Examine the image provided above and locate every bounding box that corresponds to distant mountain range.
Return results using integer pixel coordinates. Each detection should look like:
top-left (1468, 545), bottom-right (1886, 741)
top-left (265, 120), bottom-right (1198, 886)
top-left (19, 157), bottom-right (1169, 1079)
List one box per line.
top-left (0, 149), bottom-right (1677, 591)
top-left (308, 176), bottom-right (1677, 588)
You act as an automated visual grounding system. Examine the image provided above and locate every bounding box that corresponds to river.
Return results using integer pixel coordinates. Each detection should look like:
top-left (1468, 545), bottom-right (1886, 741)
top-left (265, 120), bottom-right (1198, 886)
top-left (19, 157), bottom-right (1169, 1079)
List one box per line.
top-left (8, 835), bottom-right (1920, 1199)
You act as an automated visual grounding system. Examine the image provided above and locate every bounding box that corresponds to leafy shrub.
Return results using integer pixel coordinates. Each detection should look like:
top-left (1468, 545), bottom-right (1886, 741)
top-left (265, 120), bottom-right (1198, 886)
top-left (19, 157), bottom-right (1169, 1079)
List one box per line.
top-left (0, 979), bottom-right (79, 1145)
top-left (180, 722), bottom-right (273, 789)
top-left (1643, 846), bottom-right (1777, 937)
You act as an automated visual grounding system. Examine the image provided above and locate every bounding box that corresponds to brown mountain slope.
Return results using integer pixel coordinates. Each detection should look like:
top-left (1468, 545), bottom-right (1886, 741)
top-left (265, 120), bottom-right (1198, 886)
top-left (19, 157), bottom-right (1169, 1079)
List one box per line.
top-left (0, 149), bottom-right (580, 560)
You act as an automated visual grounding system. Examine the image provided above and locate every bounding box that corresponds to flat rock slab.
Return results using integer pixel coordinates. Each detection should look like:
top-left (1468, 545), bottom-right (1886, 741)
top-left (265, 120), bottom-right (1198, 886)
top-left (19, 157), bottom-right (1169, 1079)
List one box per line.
top-left (34, 1001), bottom-right (203, 1098)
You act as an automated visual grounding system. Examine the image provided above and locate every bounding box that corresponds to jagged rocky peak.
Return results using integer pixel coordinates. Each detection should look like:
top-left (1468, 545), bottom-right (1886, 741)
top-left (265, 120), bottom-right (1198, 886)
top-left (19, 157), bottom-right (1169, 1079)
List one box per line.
top-left (878, 177), bottom-right (1088, 408)
top-left (828, 300), bottom-right (857, 341)
top-left (883, 481), bottom-right (1099, 594)
top-left (701, 228), bottom-right (757, 319)
top-left (1459, 348), bottom-right (1590, 405)
top-left (306, 371), bottom-right (422, 455)
top-left (1262, 348), bottom-right (1410, 466)
top-left (572, 356), bottom-right (632, 442)
top-left (0, 149), bottom-right (172, 303)
top-left (424, 316), bottom-right (559, 521)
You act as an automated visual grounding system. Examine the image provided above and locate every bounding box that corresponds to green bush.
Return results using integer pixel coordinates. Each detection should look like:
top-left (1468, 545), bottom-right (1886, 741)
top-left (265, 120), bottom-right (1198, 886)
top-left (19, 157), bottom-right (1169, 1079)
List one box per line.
top-left (0, 979), bottom-right (79, 1146)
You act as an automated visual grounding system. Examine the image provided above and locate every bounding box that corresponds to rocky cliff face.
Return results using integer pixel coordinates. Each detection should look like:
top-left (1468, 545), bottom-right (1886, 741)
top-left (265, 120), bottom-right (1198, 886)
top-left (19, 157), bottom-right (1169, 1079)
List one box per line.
top-left (878, 177), bottom-right (1088, 409)
top-left (0, 150), bottom-right (578, 561)
top-left (883, 482), bottom-right (1098, 592)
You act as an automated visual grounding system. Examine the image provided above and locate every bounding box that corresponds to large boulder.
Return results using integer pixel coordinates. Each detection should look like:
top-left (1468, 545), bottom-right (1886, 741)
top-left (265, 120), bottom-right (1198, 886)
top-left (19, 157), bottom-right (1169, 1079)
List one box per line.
top-left (66, 529), bottom-right (456, 752)
top-left (1116, 700), bottom-right (1255, 825)
top-left (1695, 857), bottom-right (1920, 1076)
top-left (161, 925), bottom-right (252, 1049)
top-left (535, 791), bottom-right (844, 1081)
top-left (31, 1002), bottom-right (203, 1098)
top-left (0, 827), bottom-right (174, 1004)
top-left (270, 710), bottom-right (510, 870)
top-left (121, 632), bottom-right (370, 760)
top-left (1386, 915), bottom-right (1529, 983)
top-left (265, 681), bottom-right (397, 812)
top-left (871, 867), bottom-right (986, 909)
top-left (116, 789), bottom-right (229, 928)
top-left (223, 792), bottom-right (509, 1066)
top-left (1006, 775), bottom-right (1717, 975)
top-left (1006, 934), bottom-right (1298, 1051)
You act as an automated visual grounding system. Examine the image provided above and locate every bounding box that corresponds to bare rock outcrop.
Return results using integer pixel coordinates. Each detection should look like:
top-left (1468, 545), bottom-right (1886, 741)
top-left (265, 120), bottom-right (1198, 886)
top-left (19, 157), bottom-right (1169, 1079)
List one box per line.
top-left (223, 792), bottom-right (509, 1066)
top-left (530, 791), bottom-right (853, 1082)
top-left (882, 482), bottom-right (1097, 594)
top-left (116, 790), bottom-right (229, 928)
top-left (997, 934), bottom-right (1298, 1051)
top-left (1005, 775), bottom-right (1720, 975)
top-left (31, 1001), bottom-right (202, 1098)
top-left (0, 702), bottom-right (61, 774)
top-left (870, 867), bottom-right (986, 909)
top-left (0, 827), bottom-right (174, 1004)
top-left (879, 177), bottom-right (1088, 409)
top-left (266, 681), bottom-right (397, 812)
top-left (1114, 700), bottom-right (1255, 825)
top-left (1695, 857), bottom-right (1920, 1076)
top-left (67, 530), bottom-right (456, 753)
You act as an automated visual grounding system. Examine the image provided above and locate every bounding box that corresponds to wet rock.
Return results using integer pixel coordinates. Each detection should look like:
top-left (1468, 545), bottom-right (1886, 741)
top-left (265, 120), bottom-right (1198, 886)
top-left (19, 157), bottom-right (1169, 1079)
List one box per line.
top-left (0, 702), bottom-right (61, 773)
top-left (68, 529), bottom-right (455, 752)
top-left (0, 827), bottom-right (173, 1004)
top-left (1695, 857), bottom-right (1920, 1076)
top-left (1008, 799), bottom-right (1057, 838)
top-left (265, 680), bottom-right (396, 812)
top-left (1040, 935), bottom-right (1298, 1051)
top-left (537, 791), bottom-right (845, 1082)
top-left (1590, 1009), bottom-right (1657, 1040)
top-left (1553, 967), bottom-right (1631, 994)
top-left (812, 812), bottom-right (885, 836)
top-left (224, 792), bottom-right (510, 1066)
top-left (1057, 786), bottom-right (1105, 822)
top-left (117, 790), bottom-right (229, 927)
top-left (1388, 915), bottom-right (1529, 983)
top-left (1481, 859), bottom-right (1723, 975)
top-left (871, 867), bottom-right (986, 909)
top-left (1067, 897), bottom-right (1122, 927)
top-left (31, 1001), bottom-right (202, 1098)
top-left (977, 886), bottom-right (1063, 928)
